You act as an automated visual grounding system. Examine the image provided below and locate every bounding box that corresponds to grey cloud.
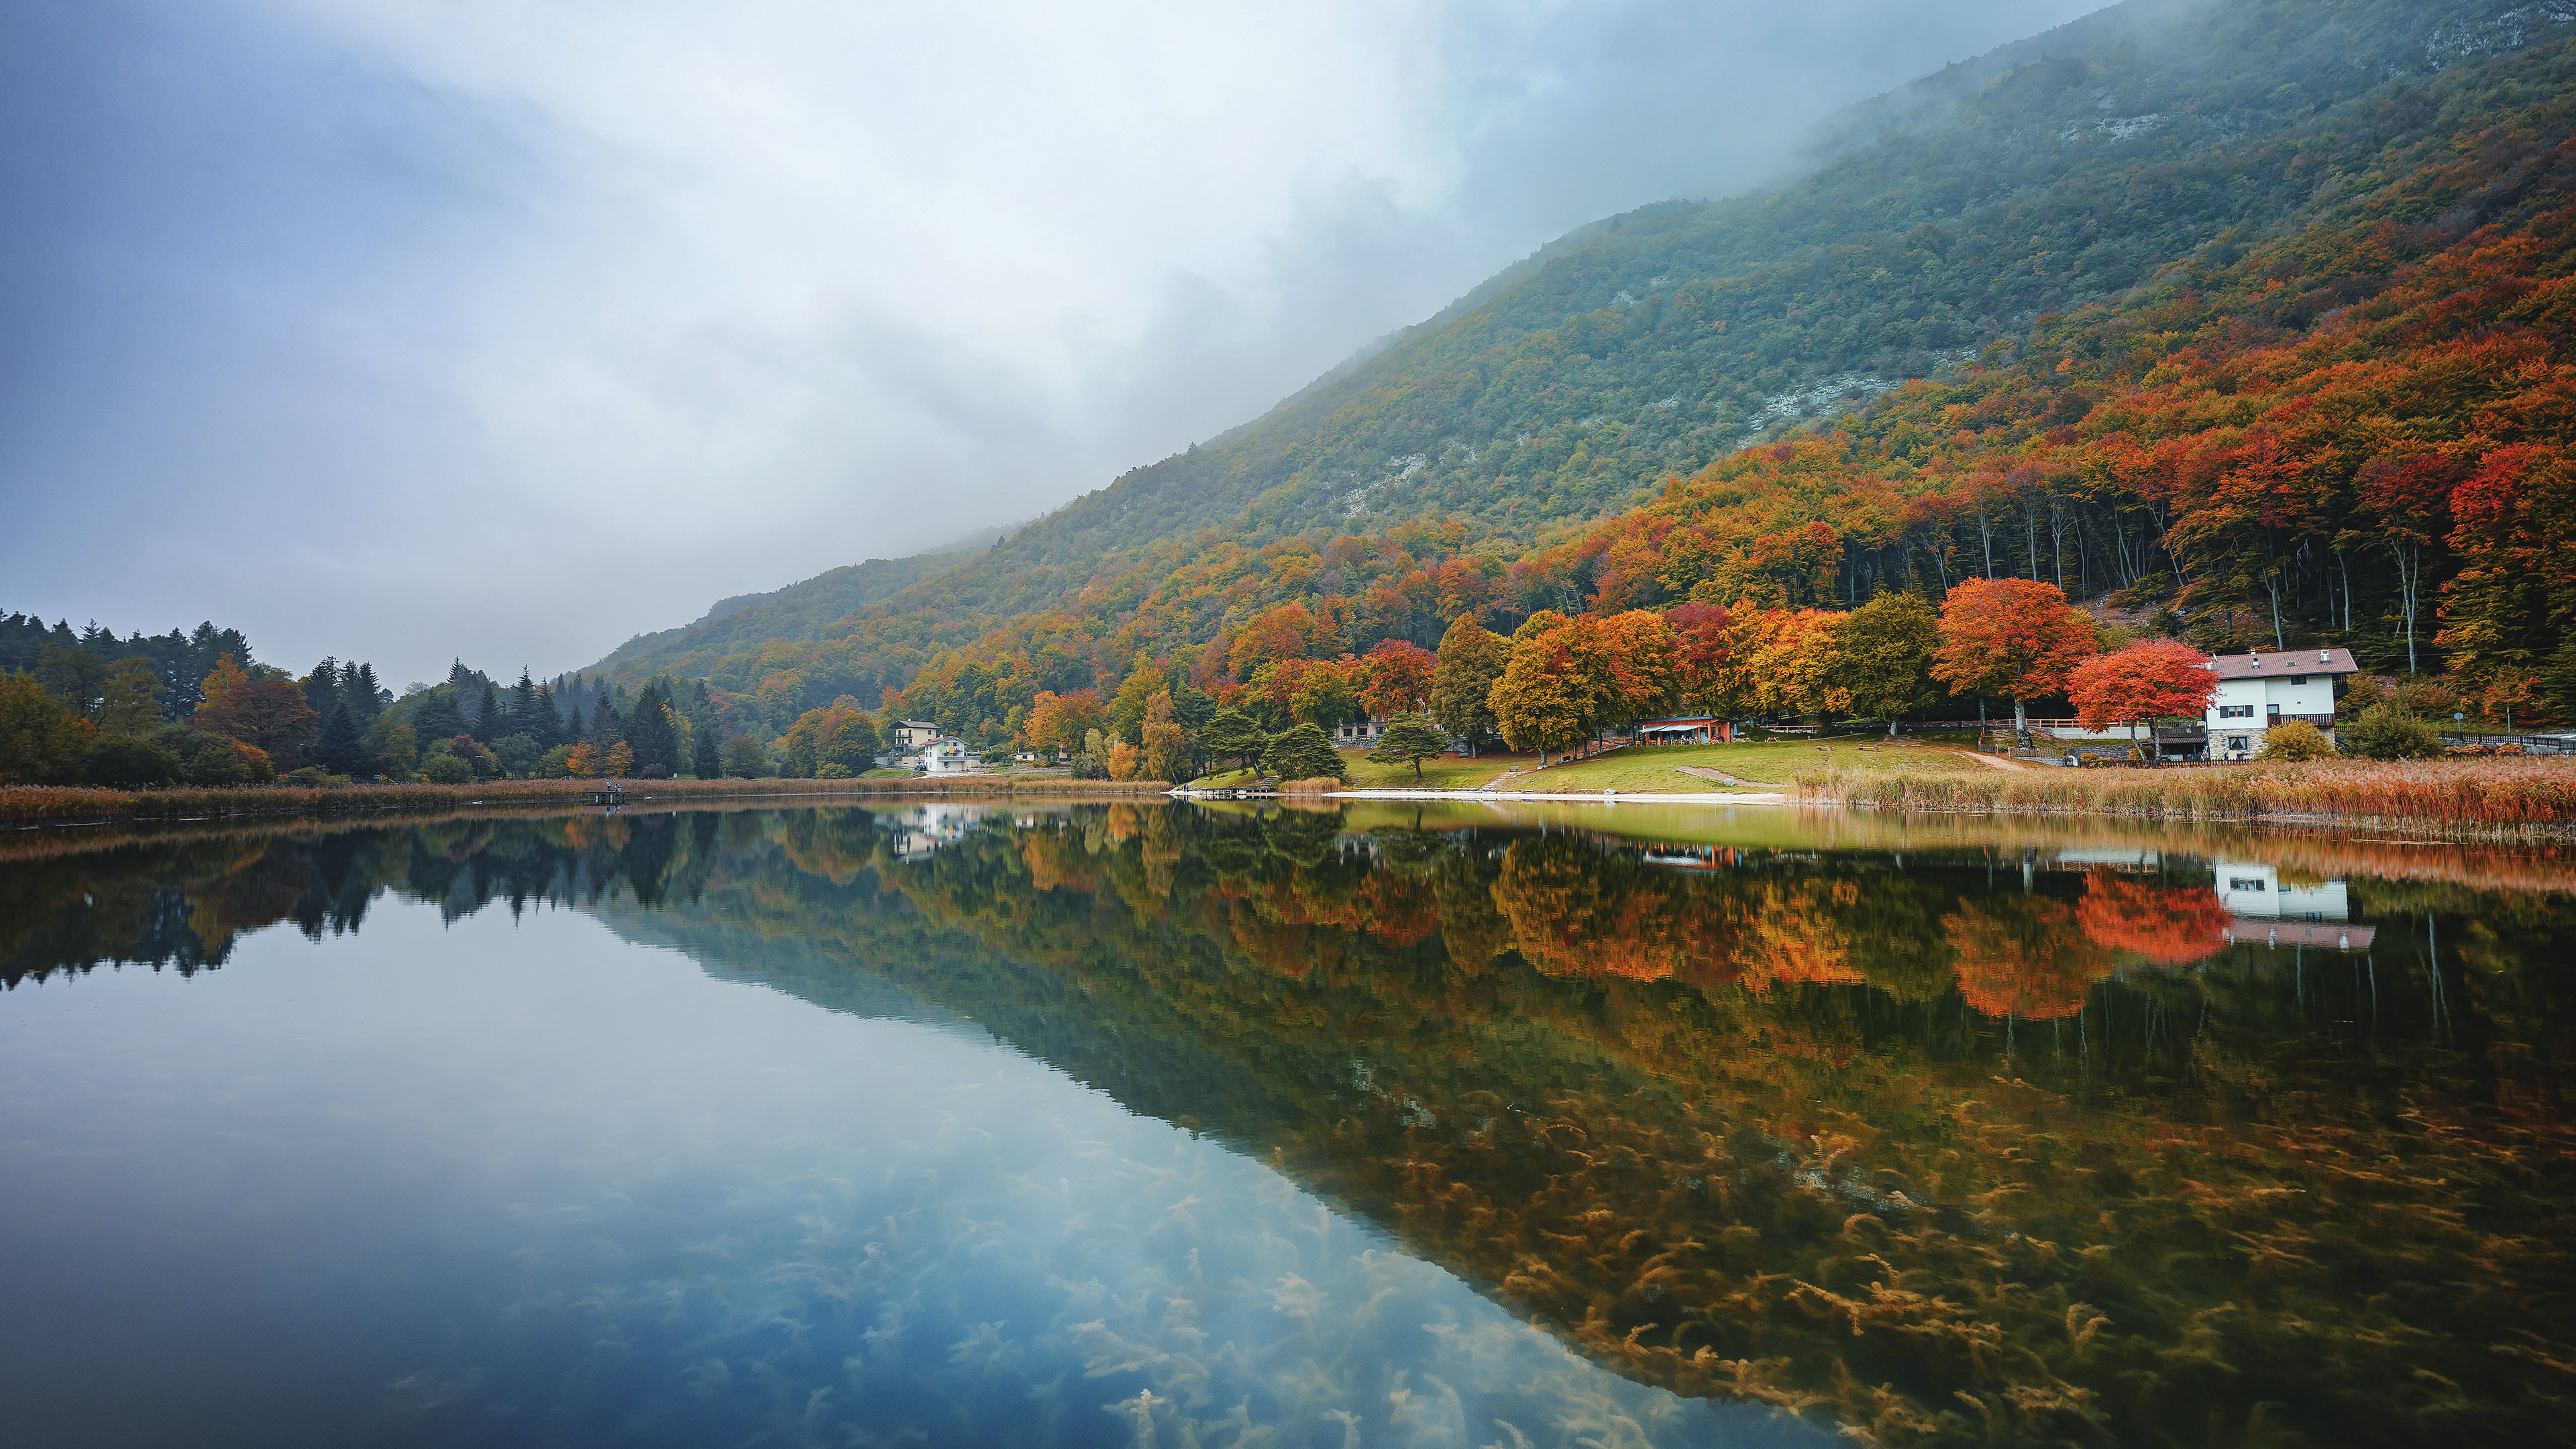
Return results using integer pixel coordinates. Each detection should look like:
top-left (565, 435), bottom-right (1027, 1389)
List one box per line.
top-left (1, 0), bottom-right (2107, 683)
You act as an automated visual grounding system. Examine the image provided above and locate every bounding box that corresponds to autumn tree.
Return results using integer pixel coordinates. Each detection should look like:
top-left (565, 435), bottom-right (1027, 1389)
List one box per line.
top-left (2353, 452), bottom-right (2461, 676)
top-left (2066, 641), bottom-right (2216, 761)
top-left (1930, 579), bottom-right (2096, 738)
top-left (191, 654), bottom-right (320, 765)
top-left (2437, 444), bottom-right (2576, 693)
top-left (1430, 615), bottom-right (1507, 755)
top-left (1590, 610), bottom-right (1676, 735)
top-left (1288, 657), bottom-right (1363, 729)
top-left (1731, 606), bottom-right (1850, 719)
top-left (1108, 659), bottom-right (1168, 743)
top-left (1832, 593), bottom-right (1939, 733)
top-left (1359, 641), bottom-right (1437, 720)
top-left (1140, 692), bottom-right (1191, 783)
top-left (781, 700), bottom-right (879, 777)
top-left (1366, 712), bottom-right (1450, 780)
top-left (1487, 613), bottom-right (1601, 763)
top-left (1664, 601), bottom-right (1735, 714)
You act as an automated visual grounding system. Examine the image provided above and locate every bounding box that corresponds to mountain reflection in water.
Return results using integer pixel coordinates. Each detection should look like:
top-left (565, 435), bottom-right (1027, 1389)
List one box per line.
top-left (3, 800), bottom-right (2572, 1448)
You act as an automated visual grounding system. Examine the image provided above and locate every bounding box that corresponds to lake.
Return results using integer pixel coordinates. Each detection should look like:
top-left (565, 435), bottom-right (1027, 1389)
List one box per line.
top-left (3, 800), bottom-right (2571, 1448)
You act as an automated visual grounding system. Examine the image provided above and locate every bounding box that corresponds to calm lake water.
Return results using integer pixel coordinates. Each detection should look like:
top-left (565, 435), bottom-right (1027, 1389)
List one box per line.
top-left (3, 801), bottom-right (2571, 1448)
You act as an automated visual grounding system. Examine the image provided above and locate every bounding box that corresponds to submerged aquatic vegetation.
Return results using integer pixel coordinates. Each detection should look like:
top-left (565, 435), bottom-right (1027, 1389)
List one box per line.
top-left (11, 801), bottom-right (2574, 1446)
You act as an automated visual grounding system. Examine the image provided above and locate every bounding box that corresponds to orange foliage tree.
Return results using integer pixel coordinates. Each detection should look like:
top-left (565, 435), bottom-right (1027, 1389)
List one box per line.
top-left (189, 653), bottom-right (320, 766)
top-left (1358, 640), bottom-right (1436, 719)
top-left (1929, 579), bottom-right (2097, 737)
top-left (2068, 640), bottom-right (2218, 759)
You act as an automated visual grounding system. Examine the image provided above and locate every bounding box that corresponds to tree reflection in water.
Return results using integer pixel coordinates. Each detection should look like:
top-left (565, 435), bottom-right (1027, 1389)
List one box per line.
top-left (6, 802), bottom-right (2573, 1448)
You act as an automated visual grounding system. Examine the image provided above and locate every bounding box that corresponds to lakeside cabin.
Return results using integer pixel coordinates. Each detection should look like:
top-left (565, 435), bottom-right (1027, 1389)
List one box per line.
top-left (2203, 647), bottom-right (2359, 760)
top-left (1632, 715), bottom-right (1734, 745)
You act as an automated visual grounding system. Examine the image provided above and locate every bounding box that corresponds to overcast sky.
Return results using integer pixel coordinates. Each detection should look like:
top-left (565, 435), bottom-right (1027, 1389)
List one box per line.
top-left (1, 0), bottom-right (2105, 687)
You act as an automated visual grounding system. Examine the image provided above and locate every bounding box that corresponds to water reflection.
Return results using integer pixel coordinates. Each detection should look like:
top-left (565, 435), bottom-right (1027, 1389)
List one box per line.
top-left (4, 802), bottom-right (2573, 1447)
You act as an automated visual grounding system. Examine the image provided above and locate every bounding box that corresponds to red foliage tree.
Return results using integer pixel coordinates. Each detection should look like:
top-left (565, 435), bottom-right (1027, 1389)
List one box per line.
top-left (2067, 640), bottom-right (2217, 759)
top-left (1358, 640), bottom-right (1437, 719)
top-left (1664, 601), bottom-right (1732, 712)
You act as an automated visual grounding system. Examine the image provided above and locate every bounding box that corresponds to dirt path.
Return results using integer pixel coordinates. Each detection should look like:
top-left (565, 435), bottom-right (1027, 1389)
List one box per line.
top-left (1673, 765), bottom-right (1766, 787)
top-left (1956, 750), bottom-right (2029, 771)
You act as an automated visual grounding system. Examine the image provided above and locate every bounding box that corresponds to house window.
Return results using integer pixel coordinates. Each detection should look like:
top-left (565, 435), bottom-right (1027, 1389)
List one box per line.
top-left (2290, 676), bottom-right (2308, 684)
top-left (2218, 704), bottom-right (2254, 719)
top-left (2229, 877), bottom-right (2267, 892)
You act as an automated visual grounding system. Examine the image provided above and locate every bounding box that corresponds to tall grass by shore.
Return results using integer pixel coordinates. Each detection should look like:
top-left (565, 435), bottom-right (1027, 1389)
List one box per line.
top-left (1799, 758), bottom-right (2576, 838)
top-left (0, 775), bottom-right (1173, 828)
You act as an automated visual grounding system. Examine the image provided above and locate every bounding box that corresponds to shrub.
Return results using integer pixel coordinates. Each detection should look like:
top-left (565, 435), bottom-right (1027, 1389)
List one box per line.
top-left (419, 753), bottom-right (473, 784)
top-left (156, 727), bottom-right (252, 786)
top-left (84, 735), bottom-right (181, 788)
top-left (537, 744), bottom-right (578, 778)
top-left (813, 763), bottom-right (851, 779)
top-left (2394, 676), bottom-right (2460, 719)
top-left (2257, 719), bottom-right (2335, 761)
top-left (2341, 703), bottom-right (2441, 761)
top-left (638, 762), bottom-right (669, 780)
top-left (279, 765), bottom-right (349, 788)
top-left (1067, 751), bottom-right (1110, 780)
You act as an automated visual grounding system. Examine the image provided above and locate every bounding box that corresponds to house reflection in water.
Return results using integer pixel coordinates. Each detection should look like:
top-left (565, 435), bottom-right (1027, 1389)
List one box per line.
top-left (2212, 859), bottom-right (2377, 951)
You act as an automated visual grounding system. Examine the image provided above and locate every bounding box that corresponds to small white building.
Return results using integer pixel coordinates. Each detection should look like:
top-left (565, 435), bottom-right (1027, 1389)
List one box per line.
top-left (2202, 647), bottom-right (2359, 761)
top-left (1332, 717), bottom-right (1385, 746)
top-left (916, 737), bottom-right (981, 775)
top-left (890, 718), bottom-right (939, 749)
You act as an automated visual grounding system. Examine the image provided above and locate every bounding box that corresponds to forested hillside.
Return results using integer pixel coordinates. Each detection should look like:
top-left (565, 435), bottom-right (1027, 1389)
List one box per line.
top-left (579, 526), bottom-right (1006, 679)
top-left (592, 0), bottom-right (2576, 756)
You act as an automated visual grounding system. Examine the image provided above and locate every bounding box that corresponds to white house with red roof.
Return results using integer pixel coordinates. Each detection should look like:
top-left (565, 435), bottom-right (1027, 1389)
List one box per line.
top-left (2202, 647), bottom-right (2361, 760)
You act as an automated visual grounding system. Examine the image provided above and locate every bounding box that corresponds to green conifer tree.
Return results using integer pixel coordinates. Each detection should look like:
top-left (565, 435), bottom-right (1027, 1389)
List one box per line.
top-left (317, 702), bottom-right (366, 776)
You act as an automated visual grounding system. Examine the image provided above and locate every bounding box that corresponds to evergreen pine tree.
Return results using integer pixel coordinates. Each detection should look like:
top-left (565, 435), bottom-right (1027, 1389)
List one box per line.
top-left (511, 669), bottom-right (540, 733)
top-left (625, 682), bottom-right (680, 774)
top-left (317, 702), bottom-right (365, 776)
top-left (409, 688), bottom-right (467, 745)
top-left (692, 725), bottom-right (722, 780)
top-left (531, 684), bottom-right (562, 748)
top-left (345, 663), bottom-right (383, 725)
top-left (301, 658), bottom-right (341, 721)
top-left (473, 680), bottom-right (503, 742)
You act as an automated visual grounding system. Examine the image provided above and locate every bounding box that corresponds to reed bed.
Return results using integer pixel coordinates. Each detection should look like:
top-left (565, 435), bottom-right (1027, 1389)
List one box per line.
top-left (0, 775), bottom-right (1171, 828)
top-left (1800, 757), bottom-right (2576, 838)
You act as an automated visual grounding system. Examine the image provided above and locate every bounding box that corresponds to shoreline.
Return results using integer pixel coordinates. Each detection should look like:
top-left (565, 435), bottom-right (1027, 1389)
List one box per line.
top-left (0, 775), bottom-right (1172, 830)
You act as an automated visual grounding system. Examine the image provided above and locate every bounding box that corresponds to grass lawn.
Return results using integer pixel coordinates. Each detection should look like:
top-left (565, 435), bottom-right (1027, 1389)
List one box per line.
top-left (1334, 750), bottom-right (1532, 790)
top-left (1509, 739), bottom-right (1989, 793)
top-left (1188, 753), bottom-right (1534, 791)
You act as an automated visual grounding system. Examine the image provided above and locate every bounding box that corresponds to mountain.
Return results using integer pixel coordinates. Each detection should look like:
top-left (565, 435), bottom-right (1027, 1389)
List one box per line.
top-left (588, 0), bottom-right (2576, 737)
